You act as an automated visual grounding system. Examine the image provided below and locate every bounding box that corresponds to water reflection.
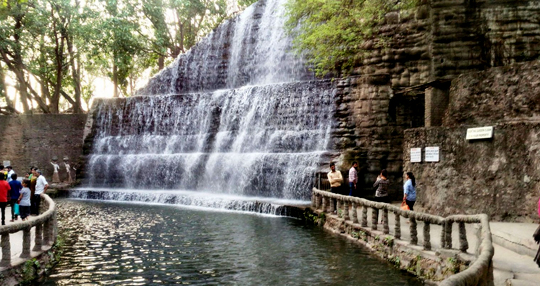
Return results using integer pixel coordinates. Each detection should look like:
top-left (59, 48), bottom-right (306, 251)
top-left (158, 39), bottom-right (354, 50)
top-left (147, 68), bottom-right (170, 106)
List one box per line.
top-left (44, 200), bottom-right (421, 285)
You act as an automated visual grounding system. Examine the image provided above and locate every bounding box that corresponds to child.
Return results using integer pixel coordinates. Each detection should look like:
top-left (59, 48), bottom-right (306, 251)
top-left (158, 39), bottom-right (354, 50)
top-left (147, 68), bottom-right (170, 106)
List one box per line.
top-left (17, 179), bottom-right (31, 221)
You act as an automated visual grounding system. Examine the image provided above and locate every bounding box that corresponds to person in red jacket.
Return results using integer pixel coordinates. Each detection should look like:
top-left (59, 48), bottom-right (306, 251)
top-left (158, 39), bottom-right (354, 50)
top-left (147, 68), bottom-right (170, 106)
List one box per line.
top-left (0, 173), bottom-right (11, 225)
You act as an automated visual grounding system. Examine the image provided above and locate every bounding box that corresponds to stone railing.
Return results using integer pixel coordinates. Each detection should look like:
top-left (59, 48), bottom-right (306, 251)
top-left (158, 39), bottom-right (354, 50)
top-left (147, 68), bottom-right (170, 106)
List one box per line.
top-left (312, 189), bottom-right (494, 286)
top-left (0, 194), bottom-right (57, 267)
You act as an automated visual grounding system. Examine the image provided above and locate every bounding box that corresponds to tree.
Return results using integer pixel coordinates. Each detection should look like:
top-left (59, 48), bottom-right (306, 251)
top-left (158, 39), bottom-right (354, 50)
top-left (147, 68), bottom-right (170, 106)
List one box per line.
top-left (285, 0), bottom-right (418, 77)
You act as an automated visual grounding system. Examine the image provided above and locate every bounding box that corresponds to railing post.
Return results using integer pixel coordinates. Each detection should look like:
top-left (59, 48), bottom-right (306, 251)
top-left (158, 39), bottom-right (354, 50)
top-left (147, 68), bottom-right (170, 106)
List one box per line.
top-left (330, 198), bottom-right (336, 213)
top-left (394, 212), bottom-right (401, 239)
top-left (0, 232), bottom-right (10, 267)
top-left (21, 227), bottom-right (31, 258)
top-left (459, 222), bottom-right (469, 252)
top-left (33, 223), bottom-right (43, 251)
top-left (342, 200), bottom-right (350, 220)
top-left (475, 224), bottom-right (482, 256)
top-left (382, 208), bottom-right (389, 234)
top-left (315, 194), bottom-right (322, 210)
top-left (322, 196), bottom-right (328, 213)
top-left (43, 218), bottom-right (51, 245)
top-left (410, 217), bottom-right (418, 245)
top-left (361, 206), bottom-right (368, 227)
top-left (351, 202), bottom-right (358, 223)
top-left (318, 173), bottom-right (320, 190)
top-left (371, 208), bottom-right (378, 230)
top-left (445, 221), bottom-right (453, 249)
top-left (336, 199), bottom-right (342, 216)
top-left (423, 222), bottom-right (431, 250)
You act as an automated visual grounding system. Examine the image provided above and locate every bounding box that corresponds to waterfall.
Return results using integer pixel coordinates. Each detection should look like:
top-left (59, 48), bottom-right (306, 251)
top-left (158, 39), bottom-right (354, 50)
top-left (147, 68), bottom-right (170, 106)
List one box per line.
top-left (78, 0), bottom-right (336, 210)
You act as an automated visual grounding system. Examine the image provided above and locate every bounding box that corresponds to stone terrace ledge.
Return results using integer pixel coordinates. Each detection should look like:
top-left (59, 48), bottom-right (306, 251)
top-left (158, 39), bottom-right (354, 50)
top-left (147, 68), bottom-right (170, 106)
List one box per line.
top-left (0, 194), bottom-right (57, 270)
top-left (312, 189), bottom-right (494, 286)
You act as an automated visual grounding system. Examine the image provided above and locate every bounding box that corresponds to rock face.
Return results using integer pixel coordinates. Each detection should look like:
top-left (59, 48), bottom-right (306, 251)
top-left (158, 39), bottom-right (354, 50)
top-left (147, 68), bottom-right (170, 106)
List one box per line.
top-left (334, 0), bottom-right (540, 199)
top-left (445, 61), bottom-right (540, 126)
top-left (403, 61), bottom-right (540, 221)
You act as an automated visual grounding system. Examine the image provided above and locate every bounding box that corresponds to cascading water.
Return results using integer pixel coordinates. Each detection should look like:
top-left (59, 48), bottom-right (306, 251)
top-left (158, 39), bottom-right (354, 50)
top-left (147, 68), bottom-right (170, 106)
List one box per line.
top-left (77, 0), bottom-right (336, 213)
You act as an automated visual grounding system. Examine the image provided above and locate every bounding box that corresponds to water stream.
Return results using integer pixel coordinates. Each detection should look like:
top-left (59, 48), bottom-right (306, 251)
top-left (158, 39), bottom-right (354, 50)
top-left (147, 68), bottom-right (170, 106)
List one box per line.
top-left (80, 0), bottom-right (334, 209)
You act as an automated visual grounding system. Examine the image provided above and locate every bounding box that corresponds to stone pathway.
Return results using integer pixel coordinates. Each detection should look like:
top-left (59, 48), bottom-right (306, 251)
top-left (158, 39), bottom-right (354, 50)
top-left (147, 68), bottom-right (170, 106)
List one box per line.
top-left (490, 223), bottom-right (540, 286)
top-left (363, 208), bottom-right (540, 285)
top-left (0, 213), bottom-right (53, 271)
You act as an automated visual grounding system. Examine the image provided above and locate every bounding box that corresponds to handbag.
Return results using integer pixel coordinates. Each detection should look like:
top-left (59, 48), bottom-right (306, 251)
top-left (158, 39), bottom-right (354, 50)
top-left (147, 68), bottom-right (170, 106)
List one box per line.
top-left (401, 200), bottom-right (410, 211)
top-left (14, 203), bottom-right (19, 215)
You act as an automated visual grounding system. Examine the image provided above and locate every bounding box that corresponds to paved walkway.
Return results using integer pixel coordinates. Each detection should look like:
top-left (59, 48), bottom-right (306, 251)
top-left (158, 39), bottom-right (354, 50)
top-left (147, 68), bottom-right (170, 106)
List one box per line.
top-left (357, 208), bottom-right (540, 286)
top-left (0, 213), bottom-right (53, 271)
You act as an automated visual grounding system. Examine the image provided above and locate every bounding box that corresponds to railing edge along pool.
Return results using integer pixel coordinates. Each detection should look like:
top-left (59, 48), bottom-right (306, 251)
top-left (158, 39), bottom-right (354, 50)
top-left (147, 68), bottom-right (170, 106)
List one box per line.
top-left (0, 193), bottom-right (57, 268)
top-left (312, 188), bottom-right (494, 286)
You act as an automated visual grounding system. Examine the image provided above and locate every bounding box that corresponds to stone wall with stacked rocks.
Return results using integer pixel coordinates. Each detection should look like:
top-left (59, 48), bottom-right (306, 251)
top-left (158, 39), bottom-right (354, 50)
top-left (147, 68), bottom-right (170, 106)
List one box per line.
top-left (336, 0), bottom-right (540, 200)
top-left (0, 115), bottom-right (87, 182)
top-left (403, 61), bottom-right (540, 222)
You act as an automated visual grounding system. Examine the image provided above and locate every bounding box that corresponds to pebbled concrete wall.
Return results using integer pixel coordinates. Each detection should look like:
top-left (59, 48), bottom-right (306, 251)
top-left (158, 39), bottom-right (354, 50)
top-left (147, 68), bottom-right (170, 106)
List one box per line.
top-left (0, 115), bottom-right (87, 182)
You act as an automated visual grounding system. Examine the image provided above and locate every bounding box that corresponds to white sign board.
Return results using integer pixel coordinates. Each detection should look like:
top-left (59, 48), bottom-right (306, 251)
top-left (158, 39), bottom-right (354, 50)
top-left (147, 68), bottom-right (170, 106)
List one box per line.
top-left (2, 161), bottom-right (10, 167)
top-left (466, 126), bottom-right (493, 140)
top-left (425, 147), bottom-right (439, 162)
top-left (410, 148), bottom-right (421, 163)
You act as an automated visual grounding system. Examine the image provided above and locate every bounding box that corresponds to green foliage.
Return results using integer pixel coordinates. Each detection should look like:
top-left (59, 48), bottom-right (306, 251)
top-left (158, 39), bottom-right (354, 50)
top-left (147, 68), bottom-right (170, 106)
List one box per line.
top-left (384, 236), bottom-right (394, 247)
top-left (285, 0), bottom-right (419, 77)
top-left (0, 0), bottom-right (245, 112)
top-left (303, 209), bottom-right (326, 225)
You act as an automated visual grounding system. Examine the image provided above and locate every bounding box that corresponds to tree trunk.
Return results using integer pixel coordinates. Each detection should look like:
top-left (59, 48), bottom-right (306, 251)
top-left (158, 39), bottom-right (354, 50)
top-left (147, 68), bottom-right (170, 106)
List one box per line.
top-left (158, 56), bottom-right (164, 70)
top-left (66, 35), bottom-right (81, 113)
top-left (113, 62), bottom-right (119, 97)
top-left (0, 64), bottom-right (14, 110)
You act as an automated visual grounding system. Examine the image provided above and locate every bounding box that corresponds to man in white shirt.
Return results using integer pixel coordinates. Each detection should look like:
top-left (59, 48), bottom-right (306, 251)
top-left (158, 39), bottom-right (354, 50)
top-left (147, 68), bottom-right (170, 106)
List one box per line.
top-left (31, 169), bottom-right (48, 215)
top-left (348, 162), bottom-right (358, 196)
top-left (327, 162), bottom-right (343, 193)
top-left (6, 166), bottom-right (14, 182)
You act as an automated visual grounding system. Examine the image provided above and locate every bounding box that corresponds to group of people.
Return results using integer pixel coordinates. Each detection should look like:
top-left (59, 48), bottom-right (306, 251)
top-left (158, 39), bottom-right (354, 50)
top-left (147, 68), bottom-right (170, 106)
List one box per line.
top-left (0, 166), bottom-right (49, 225)
top-left (327, 162), bottom-right (417, 209)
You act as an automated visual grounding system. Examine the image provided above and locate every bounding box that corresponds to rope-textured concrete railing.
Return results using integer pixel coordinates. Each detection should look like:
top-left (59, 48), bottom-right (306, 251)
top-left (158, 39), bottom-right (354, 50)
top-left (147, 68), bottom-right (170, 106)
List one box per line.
top-left (312, 188), bottom-right (494, 286)
top-left (0, 194), bottom-right (57, 267)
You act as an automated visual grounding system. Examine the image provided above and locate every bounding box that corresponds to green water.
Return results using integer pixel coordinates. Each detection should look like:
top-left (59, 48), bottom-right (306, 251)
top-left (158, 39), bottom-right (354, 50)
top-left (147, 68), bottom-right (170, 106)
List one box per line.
top-left (43, 200), bottom-right (421, 285)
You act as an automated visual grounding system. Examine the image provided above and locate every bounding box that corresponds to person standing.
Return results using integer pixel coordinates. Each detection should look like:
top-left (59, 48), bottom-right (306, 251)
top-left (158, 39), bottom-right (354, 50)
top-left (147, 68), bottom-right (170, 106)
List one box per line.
top-left (17, 180), bottom-right (31, 221)
top-left (32, 169), bottom-right (48, 215)
top-left (373, 169), bottom-right (389, 203)
top-left (327, 162), bottom-right (343, 194)
top-left (6, 166), bottom-right (14, 182)
top-left (0, 174), bottom-right (11, 225)
top-left (29, 167), bottom-right (37, 214)
top-left (8, 173), bottom-right (22, 221)
top-left (348, 162), bottom-right (358, 196)
top-left (403, 172), bottom-right (417, 211)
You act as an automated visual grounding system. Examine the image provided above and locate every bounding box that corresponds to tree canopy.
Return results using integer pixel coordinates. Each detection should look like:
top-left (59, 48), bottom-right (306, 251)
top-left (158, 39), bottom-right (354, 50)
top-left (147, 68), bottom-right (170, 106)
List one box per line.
top-left (285, 0), bottom-right (418, 77)
top-left (0, 0), bottom-right (256, 114)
